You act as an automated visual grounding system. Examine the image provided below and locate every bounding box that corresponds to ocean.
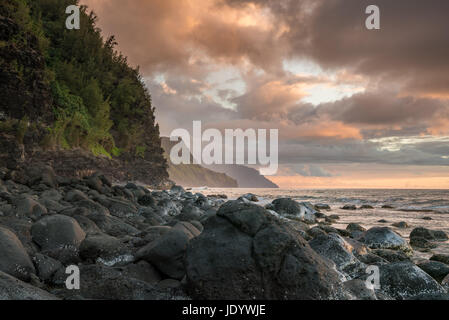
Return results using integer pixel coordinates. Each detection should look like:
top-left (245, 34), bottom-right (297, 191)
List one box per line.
top-left (199, 188), bottom-right (449, 262)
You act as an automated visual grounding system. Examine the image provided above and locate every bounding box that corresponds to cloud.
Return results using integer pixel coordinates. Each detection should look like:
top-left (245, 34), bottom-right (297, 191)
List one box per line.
top-left (81, 0), bottom-right (449, 186)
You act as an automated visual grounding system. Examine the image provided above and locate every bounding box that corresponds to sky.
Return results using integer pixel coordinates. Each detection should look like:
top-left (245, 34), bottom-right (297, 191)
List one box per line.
top-left (81, 0), bottom-right (449, 189)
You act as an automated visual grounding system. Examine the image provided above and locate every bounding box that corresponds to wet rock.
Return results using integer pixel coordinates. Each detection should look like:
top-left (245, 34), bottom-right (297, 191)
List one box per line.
top-left (239, 193), bottom-right (259, 202)
top-left (410, 237), bottom-right (437, 250)
top-left (371, 249), bottom-right (411, 263)
top-left (315, 203), bottom-right (330, 210)
top-left (64, 190), bottom-right (88, 202)
top-left (417, 261), bottom-right (449, 283)
top-left (410, 227), bottom-right (448, 242)
top-left (271, 198), bottom-right (317, 223)
top-left (344, 279), bottom-right (377, 300)
top-left (0, 270), bottom-right (59, 300)
top-left (97, 197), bottom-right (138, 218)
top-left (79, 234), bottom-right (130, 264)
top-left (358, 227), bottom-right (413, 255)
top-left (309, 233), bottom-right (366, 279)
top-left (170, 185), bottom-right (185, 196)
top-left (31, 215), bottom-right (85, 251)
top-left (136, 228), bottom-right (193, 280)
top-left (217, 200), bottom-right (267, 236)
top-left (60, 264), bottom-right (187, 300)
top-left (0, 226), bottom-right (36, 281)
top-left (138, 194), bottom-right (156, 207)
top-left (374, 261), bottom-right (446, 300)
top-left (32, 253), bottom-right (62, 282)
top-left (176, 204), bottom-right (203, 222)
top-left (392, 221), bottom-right (409, 229)
top-left (185, 209), bottom-right (349, 300)
top-left (346, 223), bottom-right (366, 239)
top-left (12, 195), bottom-right (48, 219)
top-left (430, 254), bottom-right (449, 265)
top-left (307, 226), bottom-right (327, 239)
top-left (118, 261), bottom-right (162, 284)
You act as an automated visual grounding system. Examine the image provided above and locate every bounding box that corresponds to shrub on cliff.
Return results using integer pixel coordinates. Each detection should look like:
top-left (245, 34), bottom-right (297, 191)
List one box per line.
top-left (0, 0), bottom-right (167, 176)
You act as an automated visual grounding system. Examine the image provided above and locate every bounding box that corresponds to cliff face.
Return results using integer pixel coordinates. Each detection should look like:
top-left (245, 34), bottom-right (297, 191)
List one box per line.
top-left (0, 0), bottom-right (169, 187)
top-left (161, 137), bottom-right (238, 188)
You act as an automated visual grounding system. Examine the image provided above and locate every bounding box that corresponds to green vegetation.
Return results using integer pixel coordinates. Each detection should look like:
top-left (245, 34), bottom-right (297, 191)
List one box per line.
top-left (0, 0), bottom-right (165, 164)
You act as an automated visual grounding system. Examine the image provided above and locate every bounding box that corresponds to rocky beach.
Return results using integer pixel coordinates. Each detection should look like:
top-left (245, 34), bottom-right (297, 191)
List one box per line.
top-left (1, 165), bottom-right (448, 300)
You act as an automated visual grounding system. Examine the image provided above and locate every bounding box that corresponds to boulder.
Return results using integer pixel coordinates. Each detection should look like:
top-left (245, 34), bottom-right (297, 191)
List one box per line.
top-left (375, 261), bottom-right (446, 300)
top-left (417, 261), bottom-right (449, 283)
top-left (309, 233), bottom-right (365, 279)
top-left (59, 264), bottom-right (187, 300)
top-left (31, 215), bottom-right (86, 251)
top-left (430, 254), bottom-right (449, 265)
top-left (32, 253), bottom-right (62, 282)
top-left (346, 223), bottom-right (366, 239)
top-left (343, 279), bottom-right (377, 300)
top-left (0, 226), bottom-right (36, 281)
top-left (410, 237), bottom-right (437, 250)
top-left (410, 227), bottom-right (448, 241)
top-left (12, 195), bottom-right (48, 219)
top-left (136, 229), bottom-right (192, 280)
top-left (371, 249), bottom-right (411, 263)
top-left (170, 185), bottom-right (185, 196)
top-left (79, 234), bottom-right (130, 264)
top-left (217, 200), bottom-right (267, 236)
top-left (0, 270), bottom-right (59, 300)
top-left (358, 227), bottom-right (412, 255)
top-left (392, 221), bottom-right (409, 229)
top-left (239, 193), bottom-right (259, 202)
top-left (64, 190), bottom-right (88, 202)
top-left (185, 203), bottom-right (349, 300)
top-left (138, 194), bottom-right (156, 207)
top-left (176, 204), bottom-right (203, 222)
top-left (341, 204), bottom-right (357, 210)
top-left (271, 198), bottom-right (317, 223)
top-left (97, 197), bottom-right (138, 218)
top-left (315, 203), bottom-right (330, 210)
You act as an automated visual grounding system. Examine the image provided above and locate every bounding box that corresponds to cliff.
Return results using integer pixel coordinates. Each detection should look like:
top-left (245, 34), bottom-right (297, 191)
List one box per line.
top-left (0, 0), bottom-right (169, 187)
top-left (160, 137), bottom-right (238, 188)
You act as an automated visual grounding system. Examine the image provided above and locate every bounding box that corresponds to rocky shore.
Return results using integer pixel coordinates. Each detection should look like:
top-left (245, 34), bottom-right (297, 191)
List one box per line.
top-left (0, 165), bottom-right (448, 300)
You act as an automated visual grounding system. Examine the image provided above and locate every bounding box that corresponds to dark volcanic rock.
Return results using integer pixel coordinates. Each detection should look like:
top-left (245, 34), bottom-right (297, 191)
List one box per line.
top-left (271, 198), bottom-right (317, 223)
top-left (358, 227), bottom-right (412, 255)
top-left (410, 227), bottom-right (448, 242)
top-left (430, 254), bottom-right (449, 265)
top-left (60, 264), bottom-right (187, 300)
top-left (0, 270), bottom-right (58, 300)
top-left (392, 221), bottom-right (409, 229)
top-left (31, 215), bottom-right (86, 251)
top-left (371, 249), bottom-right (411, 263)
top-left (185, 202), bottom-right (349, 300)
top-left (309, 233), bottom-right (365, 280)
top-left (346, 223), bottom-right (366, 239)
top-left (0, 226), bottom-right (36, 281)
top-left (417, 261), bottom-right (449, 283)
top-left (341, 204), bottom-right (357, 210)
top-left (79, 234), bottom-right (131, 264)
top-left (136, 228), bottom-right (193, 280)
top-left (31, 215), bottom-right (86, 263)
top-left (32, 253), bottom-right (62, 282)
top-left (410, 237), bottom-right (438, 250)
top-left (375, 261), bottom-right (446, 300)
